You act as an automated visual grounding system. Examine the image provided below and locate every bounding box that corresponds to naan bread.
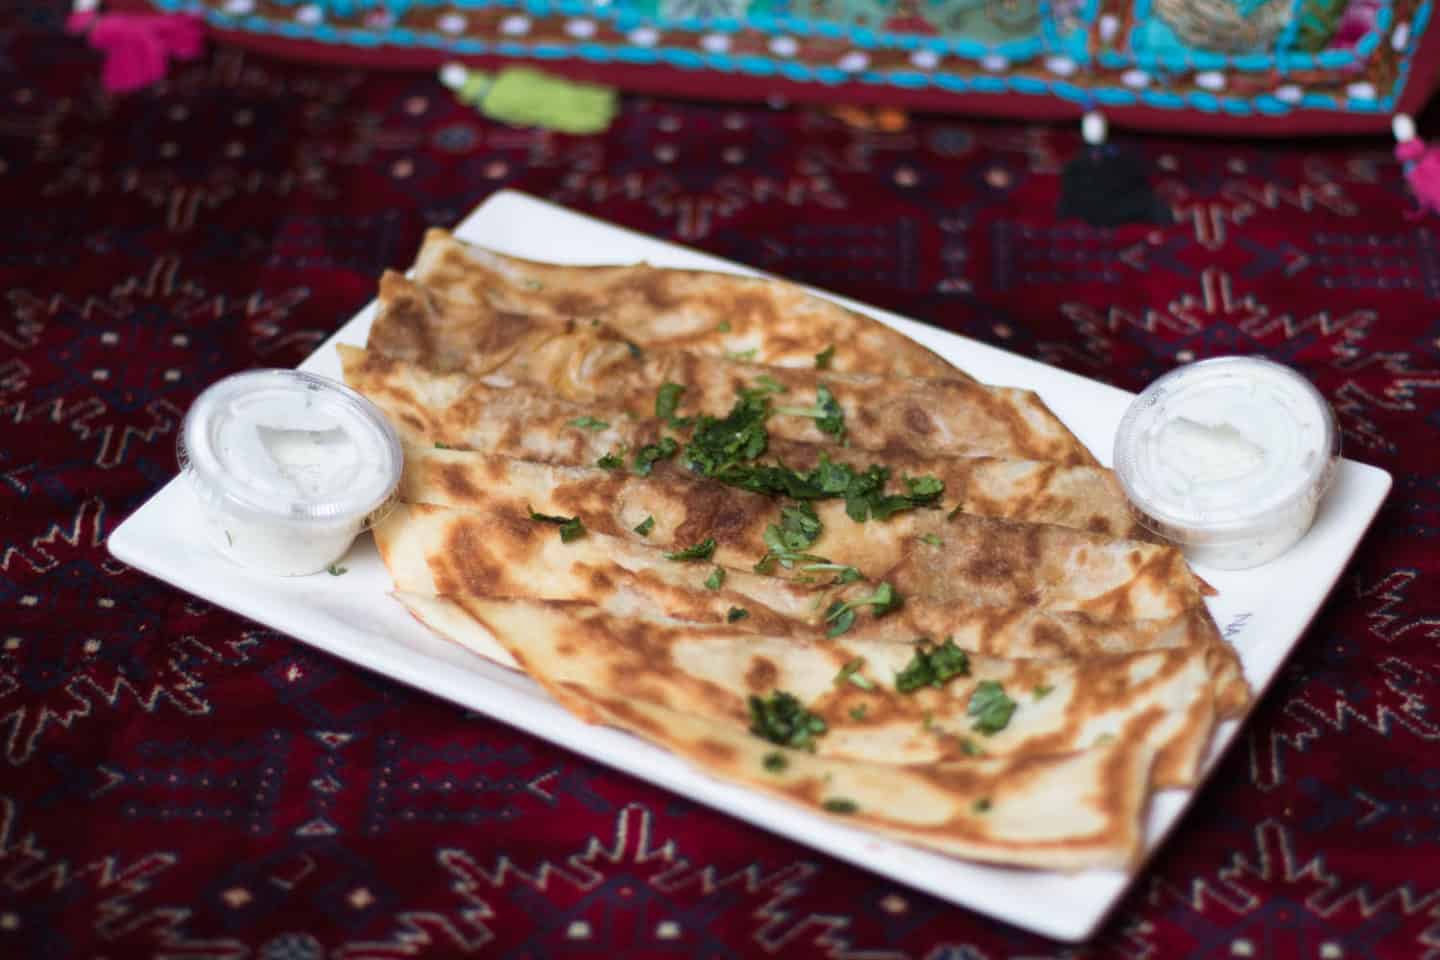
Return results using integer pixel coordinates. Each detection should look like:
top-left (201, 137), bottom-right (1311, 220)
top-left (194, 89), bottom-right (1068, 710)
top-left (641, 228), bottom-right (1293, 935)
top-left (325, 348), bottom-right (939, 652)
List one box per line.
top-left (339, 345), bottom-right (1144, 539)
top-left (399, 446), bottom-right (1206, 622)
top-left (409, 228), bottom-right (967, 379)
top-left (450, 597), bottom-right (1220, 788)
top-left (502, 679), bottom-right (1157, 870)
top-left (378, 499), bottom-right (1248, 717)
top-left (362, 286), bottom-right (1098, 466)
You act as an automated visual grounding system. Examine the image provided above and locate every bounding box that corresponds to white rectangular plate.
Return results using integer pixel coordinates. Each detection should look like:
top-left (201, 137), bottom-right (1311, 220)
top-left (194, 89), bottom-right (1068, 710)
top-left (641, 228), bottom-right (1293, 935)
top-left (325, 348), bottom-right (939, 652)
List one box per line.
top-left (109, 190), bottom-right (1392, 942)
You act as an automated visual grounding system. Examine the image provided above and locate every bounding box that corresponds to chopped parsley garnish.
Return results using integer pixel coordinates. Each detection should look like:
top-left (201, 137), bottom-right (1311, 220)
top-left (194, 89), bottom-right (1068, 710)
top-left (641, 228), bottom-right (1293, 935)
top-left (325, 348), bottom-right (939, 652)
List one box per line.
top-left (727, 607), bottom-right (749, 623)
top-left (434, 441), bottom-right (451, 449)
top-left (757, 502), bottom-right (823, 570)
top-left (762, 751), bottom-right (788, 772)
top-left (751, 374), bottom-right (788, 395)
top-left (749, 690), bottom-right (827, 751)
top-left (920, 532), bottom-right (943, 547)
top-left (596, 450), bottom-right (625, 470)
top-left (824, 582), bottom-right (900, 637)
top-left (632, 436), bottom-right (678, 476)
top-left (717, 320), bottom-right (732, 333)
top-left (683, 391), bottom-right (771, 479)
top-left (1033, 684), bottom-right (1054, 699)
top-left (822, 798), bottom-right (859, 814)
top-left (568, 415), bottom-right (610, 431)
top-left (815, 344), bottom-right (835, 370)
top-left (835, 658), bottom-right (874, 691)
top-left (634, 515), bottom-right (655, 536)
top-left (704, 566), bottom-right (725, 590)
top-left (958, 737), bottom-right (984, 757)
top-left (528, 507), bottom-right (586, 543)
top-left (848, 704), bottom-right (868, 721)
top-left (776, 384), bottom-right (845, 440)
top-left (973, 797), bottom-right (992, 813)
top-left (894, 638), bottom-right (970, 693)
top-left (326, 564), bottom-right (347, 576)
top-left (725, 348), bottom-right (758, 362)
top-left (665, 537), bottom-right (717, 562)
top-left (655, 382), bottom-right (690, 428)
top-left (968, 681), bottom-right (1018, 735)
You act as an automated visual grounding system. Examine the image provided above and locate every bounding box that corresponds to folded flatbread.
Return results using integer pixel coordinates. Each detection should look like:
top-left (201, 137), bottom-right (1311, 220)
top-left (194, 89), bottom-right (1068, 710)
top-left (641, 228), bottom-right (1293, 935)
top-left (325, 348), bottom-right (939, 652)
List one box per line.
top-left (407, 228), bottom-right (967, 379)
top-left (448, 597), bottom-right (1220, 788)
top-left (377, 500), bottom-right (1247, 718)
top-left (339, 345), bottom-right (1142, 538)
top-left (478, 675), bottom-right (1159, 870)
top-left (361, 284), bottom-right (1098, 466)
top-left (398, 446), bottom-right (1205, 622)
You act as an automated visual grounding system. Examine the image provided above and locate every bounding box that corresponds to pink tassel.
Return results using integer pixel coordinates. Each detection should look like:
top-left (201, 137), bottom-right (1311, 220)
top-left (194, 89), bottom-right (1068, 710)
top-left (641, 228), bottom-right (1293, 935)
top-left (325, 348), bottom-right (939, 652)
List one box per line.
top-left (66, 11), bottom-right (205, 93)
top-left (1394, 114), bottom-right (1440, 219)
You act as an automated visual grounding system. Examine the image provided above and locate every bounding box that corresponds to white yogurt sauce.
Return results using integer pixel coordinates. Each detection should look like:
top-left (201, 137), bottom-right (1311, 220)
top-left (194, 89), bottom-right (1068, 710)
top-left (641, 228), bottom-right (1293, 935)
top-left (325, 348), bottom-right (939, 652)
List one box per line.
top-left (1113, 357), bottom-right (1339, 569)
top-left (178, 370), bottom-right (402, 576)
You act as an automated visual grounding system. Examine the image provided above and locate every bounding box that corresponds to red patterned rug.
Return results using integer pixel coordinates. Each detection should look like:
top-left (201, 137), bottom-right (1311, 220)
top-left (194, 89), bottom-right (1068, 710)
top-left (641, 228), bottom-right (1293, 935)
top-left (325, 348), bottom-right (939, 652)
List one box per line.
top-left (3, 3), bottom-right (1439, 957)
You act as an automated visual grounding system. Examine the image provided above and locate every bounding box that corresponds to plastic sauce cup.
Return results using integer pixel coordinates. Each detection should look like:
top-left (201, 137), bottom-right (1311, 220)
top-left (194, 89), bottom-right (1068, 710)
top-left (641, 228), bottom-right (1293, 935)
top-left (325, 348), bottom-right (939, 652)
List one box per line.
top-left (1113, 356), bottom-right (1340, 570)
top-left (177, 369), bottom-right (403, 576)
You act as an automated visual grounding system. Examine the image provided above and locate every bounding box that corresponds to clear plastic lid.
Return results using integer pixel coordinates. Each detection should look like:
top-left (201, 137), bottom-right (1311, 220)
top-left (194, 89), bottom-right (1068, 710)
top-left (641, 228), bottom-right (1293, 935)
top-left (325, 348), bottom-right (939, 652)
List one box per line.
top-left (177, 369), bottom-right (403, 528)
top-left (1112, 356), bottom-right (1340, 548)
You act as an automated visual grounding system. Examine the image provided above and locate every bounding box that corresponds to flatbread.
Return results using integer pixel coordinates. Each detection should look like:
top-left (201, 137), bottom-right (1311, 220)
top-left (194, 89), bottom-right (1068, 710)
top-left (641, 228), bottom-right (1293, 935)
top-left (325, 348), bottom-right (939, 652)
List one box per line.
top-left (506, 679), bottom-right (1158, 870)
top-left (339, 344), bottom-right (1144, 539)
top-left (398, 446), bottom-right (1206, 622)
top-left (450, 597), bottom-right (1220, 788)
top-left (360, 287), bottom-right (1099, 466)
top-left (408, 228), bottom-right (967, 379)
top-left (377, 500), bottom-right (1247, 718)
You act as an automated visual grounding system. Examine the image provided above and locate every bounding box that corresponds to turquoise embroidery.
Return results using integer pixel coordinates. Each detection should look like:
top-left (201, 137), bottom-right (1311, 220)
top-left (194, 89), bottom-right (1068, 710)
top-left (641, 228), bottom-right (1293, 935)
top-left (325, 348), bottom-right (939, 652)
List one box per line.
top-left (156, 0), bottom-right (1428, 114)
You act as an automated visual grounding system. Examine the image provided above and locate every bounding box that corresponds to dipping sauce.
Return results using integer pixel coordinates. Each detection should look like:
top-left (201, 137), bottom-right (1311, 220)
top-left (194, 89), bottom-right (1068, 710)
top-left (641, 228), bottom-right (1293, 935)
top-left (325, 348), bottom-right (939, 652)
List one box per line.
top-left (178, 369), bottom-right (402, 576)
top-left (1113, 356), bottom-right (1339, 570)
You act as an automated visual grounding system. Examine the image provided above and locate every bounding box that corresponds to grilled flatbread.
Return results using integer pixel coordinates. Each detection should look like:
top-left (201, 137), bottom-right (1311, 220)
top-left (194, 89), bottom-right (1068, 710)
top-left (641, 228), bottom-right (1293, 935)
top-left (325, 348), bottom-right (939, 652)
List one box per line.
top-left (497, 678), bottom-right (1158, 870)
top-left (449, 597), bottom-right (1220, 788)
top-left (361, 285), bottom-right (1097, 466)
top-left (398, 446), bottom-right (1205, 622)
top-left (407, 228), bottom-right (967, 379)
top-left (378, 500), bottom-right (1247, 716)
top-left (339, 344), bottom-right (1143, 538)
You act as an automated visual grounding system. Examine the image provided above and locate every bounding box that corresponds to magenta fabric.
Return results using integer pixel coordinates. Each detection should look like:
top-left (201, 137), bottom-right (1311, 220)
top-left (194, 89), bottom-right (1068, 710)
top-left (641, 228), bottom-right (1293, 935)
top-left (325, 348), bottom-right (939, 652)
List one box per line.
top-left (3, 3), bottom-right (1438, 956)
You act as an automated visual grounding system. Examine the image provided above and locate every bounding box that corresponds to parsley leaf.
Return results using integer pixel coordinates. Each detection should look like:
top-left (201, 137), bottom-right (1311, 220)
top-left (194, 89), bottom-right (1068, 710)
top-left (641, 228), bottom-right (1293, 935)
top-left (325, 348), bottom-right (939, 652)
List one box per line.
top-left (762, 751), bottom-right (788, 772)
top-left (725, 348), bottom-right (758, 362)
top-left (596, 450), bottom-right (625, 470)
top-left (835, 657), bottom-right (874, 691)
top-left (434, 441), bottom-right (451, 449)
top-left (822, 798), bottom-right (859, 814)
top-left (894, 638), bottom-right (970, 693)
top-left (815, 344), bottom-right (835, 370)
top-left (665, 538), bottom-right (717, 562)
top-left (528, 506), bottom-right (586, 543)
top-left (568, 416), bottom-right (610, 431)
top-left (704, 566), bottom-right (725, 590)
top-left (326, 564), bottom-right (347, 576)
top-left (727, 607), bottom-right (749, 623)
top-left (717, 320), bottom-right (732, 333)
top-left (655, 382), bottom-right (690, 428)
top-left (751, 374), bottom-right (788, 396)
top-left (634, 515), bottom-right (655, 536)
top-left (920, 532), bottom-right (943, 547)
top-left (776, 384), bottom-right (845, 440)
top-left (748, 691), bottom-right (827, 751)
top-left (848, 704), bottom-right (868, 721)
top-left (1033, 684), bottom-right (1054, 699)
top-left (968, 680), bottom-right (1018, 735)
top-left (632, 436), bottom-right (678, 476)
top-left (824, 583), bottom-right (900, 637)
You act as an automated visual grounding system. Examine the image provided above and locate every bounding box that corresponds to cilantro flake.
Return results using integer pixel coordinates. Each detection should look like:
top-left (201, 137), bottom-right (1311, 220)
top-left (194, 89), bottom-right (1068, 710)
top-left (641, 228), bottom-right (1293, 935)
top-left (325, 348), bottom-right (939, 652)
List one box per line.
top-left (666, 538), bottom-right (717, 562)
top-left (835, 658), bottom-right (874, 691)
top-left (968, 680), bottom-right (1017, 735)
top-left (748, 690), bottom-right (826, 751)
top-left (815, 345), bottom-right (835, 370)
top-left (822, 798), bottom-right (859, 814)
top-left (704, 566), bottom-right (725, 591)
top-left (895, 638), bottom-right (970, 693)
top-left (727, 607), bottom-right (749, 623)
top-left (528, 506), bottom-right (586, 543)
top-left (568, 415), bottom-right (610, 431)
top-left (762, 751), bottom-right (788, 772)
top-left (634, 515), bottom-right (655, 536)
